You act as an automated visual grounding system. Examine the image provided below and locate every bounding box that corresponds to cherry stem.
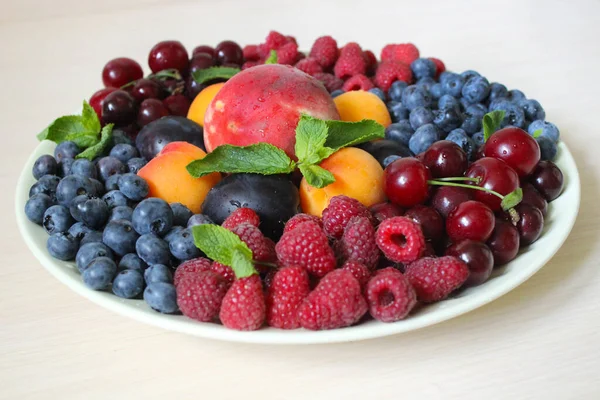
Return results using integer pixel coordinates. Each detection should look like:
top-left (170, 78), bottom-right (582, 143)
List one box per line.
top-left (427, 180), bottom-right (505, 200)
top-left (433, 176), bottom-right (481, 184)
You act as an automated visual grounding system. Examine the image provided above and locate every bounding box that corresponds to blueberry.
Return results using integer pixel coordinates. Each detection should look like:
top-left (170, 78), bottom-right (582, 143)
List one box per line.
top-left (136, 234), bottom-right (171, 266)
top-left (461, 76), bottom-right (490, 104)
top-left (80, 230), bottom-right (104, 246)
top-left (132, 198), bottom-right (173, 236)
top-left (25, 193), bottom-right (54, 224)
top-left (519, 99), bottom-right (546, 122)
top-left (187, 214), bottom-right (214, 228)
top-left (410, 58), bottom-right (436, 80)
top-left (89, 178), bottom-right (105, 196)
top-left (144, 263), bottom-right (173, 284)
top-left (528, 120), bottom-right (559, 142)
top-left (430, 83), bottom-right (443, 99)
top-left (472, 131), bottom-right (485, 147)
top-left (168, 228), bottom-right (201, 261)
top-left (360, 140), bottom-right (413, 169)
top-left (104, 174), bottom-right (122, 192)
top-left (438, 95), bottom-right (460, 111)
top-left (119, 253), bottom-right (148, 273)
top-left (111, 129), bottom-right (133, 146)
top-left (491, 100), bottom-right (526, 128)
top-left (103, 219), bottom-right (139, 256)
top-left (401, 85), bottom-right (433, 110)
top-left (58, 158), bottom-right (75, 177)
top-left (438, 71), bottom-right (454, 84)
top-left (388, 81), bottom-right (408, 102)
top-left (56, 175), bottom-right (95, 206)
top-left (109, 143), bottom-right (139, 163)
top-left (102, 190), bottom-right (129, 209)
top-left (416, 77), bottom-right (436, 93)
top-left (76, 196), bottom-right (109, 229)
top-left (69, 194), bottom-right (92, 221)
top-left (112, 270), bottom-right (145, 299)
top-left (409, 107), bottom-right (434, 130)
top-left (385, 120), bottom-right (413, 147)
top-left (441, 73), bottom-right (465, 97)
top-left (42, 205), bottom-right (74, 234)
top-left (68, 222), bottom-right (92, 240)
top-left (409, 124), bottom-right (442, 154)
top-left (433, 107), bottom-right (463, 133)
top-left (118, 173), bottom-right (149, 201)
top-left (170, 203), bottom-right (193, 227)
top-left (331, 89), bottom-right (344, 98)
top-left (29, 175), bottom-right (61, 199)
top-left (537, 136), bottom-right (558, 161)
top-left (127, 158), bottom-right (147, 174)
top-left (96, 156), bottom-right (126, 182)
top-left (108, 205), bottom-right (134, 222)
top-left (54, 141), bottom-right (80, 161)
top-left (488, 82), bottom-right (508, 103)
top-left (387, 101), bottom-right (409, 122)
top-left (461, 103), bottom-right (487, 134)
top-left (69, 158), bottom-right (97, 179)
top-left (32, 155), bottom-right (58, 180)
top-left (164, 226), bottom-right (185, 243)
top-left (82, 257), bottom-right (117, 290)
top-left (460, 70), bottom-right (480, 81)
top-left (446, 129), bottom-right (476, 160)
top-left (76, 242), bottom-right (114, 272)
top-left (507, 89), bottom-right (526, 102)
top-left (143, 282), bottom-right (178, 314)
top-left (368, 87), bottom-right (386, 102)
top-left (47, 232), bottom-right (79, 261)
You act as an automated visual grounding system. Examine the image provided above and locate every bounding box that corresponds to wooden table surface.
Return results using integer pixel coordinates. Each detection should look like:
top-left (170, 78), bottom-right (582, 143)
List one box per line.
top-left (2, 0), bottom-right (599, 398)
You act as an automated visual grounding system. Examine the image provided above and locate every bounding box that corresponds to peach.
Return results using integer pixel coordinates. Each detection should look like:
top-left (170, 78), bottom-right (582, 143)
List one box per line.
top-left (203, 64), bottom-right (340, 159)
top-left (138, 150), bottom-right (221, 213)
top-left (300, 147), bottom-right (386, 217)
top-left (187, 82), bottom-right (225, 127)
top-left (158, 141), bottom-right (206, 158)
top-left (333, 90), bottom-right (392, 127)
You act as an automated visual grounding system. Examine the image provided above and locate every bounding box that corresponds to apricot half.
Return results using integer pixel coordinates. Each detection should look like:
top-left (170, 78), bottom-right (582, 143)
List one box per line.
top-left (333, 90), bottom-right (392, 127)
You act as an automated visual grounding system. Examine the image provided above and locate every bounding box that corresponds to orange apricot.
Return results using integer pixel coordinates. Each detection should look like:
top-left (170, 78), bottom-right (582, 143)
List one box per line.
top-left (300, 147), bottom-right (386, 217)
top-left (333, 90), bottom-right (392, 127)
top-left (186, 82), bottom-right (226, 127)
top-left (158, 141), bottom-right (206, 158)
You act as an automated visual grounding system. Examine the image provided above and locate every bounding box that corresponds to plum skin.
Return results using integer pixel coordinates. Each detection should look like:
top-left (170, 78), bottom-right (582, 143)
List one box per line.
top-left (136, 116), bottom-right (205, 160)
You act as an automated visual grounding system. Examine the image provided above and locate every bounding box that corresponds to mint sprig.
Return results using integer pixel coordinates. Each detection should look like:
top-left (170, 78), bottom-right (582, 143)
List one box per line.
top-left (192, 66), bottom-right (241, 85)
top-left (265, 50), bottom-right (278, 64)
top-left (482, 110), bottom-right (506, 142)
top-left (76, 124), bottom-right (114, 160)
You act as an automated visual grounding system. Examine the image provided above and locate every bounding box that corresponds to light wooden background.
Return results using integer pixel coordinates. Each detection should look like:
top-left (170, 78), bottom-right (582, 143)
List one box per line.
top-left (1, 0), bottom-right (599, 399)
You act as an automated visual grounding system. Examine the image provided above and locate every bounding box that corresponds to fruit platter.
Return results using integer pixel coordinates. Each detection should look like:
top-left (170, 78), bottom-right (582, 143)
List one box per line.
top-left (16, 32), bottom-right (580, 344)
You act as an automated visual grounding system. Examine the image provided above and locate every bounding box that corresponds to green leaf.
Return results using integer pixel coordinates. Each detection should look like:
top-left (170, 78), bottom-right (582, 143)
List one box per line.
top-left (265, 50), bottom-right (278, 64)
top-left (192, 66), bottom-right (240, 85)
top-left (501, 187), bottom-right (523, 211)
top-left (37, 125), bottom-right (50, 141)
top-left (482, 110), bottom-right (506, 142)
top-left (191, 224), bottom-right (256, 278)
top-left (81, 100), bottom-right (101, 134)
top-left (532, 129), bottom-right (543, 138)
top-left (324, 118), bottom-right (385, 151)
top-left (76, 124), bottom-right (114, 160)
top-left (299, 164), bottom-right (335, 188)
top-left (151, 68), bottom-right (182, 81)
top-left (45, 115), bottom-right (92, 145)
top-left (294, 115), bottom-right (331, 163)
top-left (186, 143), bottom-right (296, 177)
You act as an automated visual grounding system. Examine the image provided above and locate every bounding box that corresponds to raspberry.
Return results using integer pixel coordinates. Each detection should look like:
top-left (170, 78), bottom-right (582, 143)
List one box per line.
top-left (429, 57), bottom-right (445, 78)
top-left (177, 270), bottom-right (229, 322)
top-left (313, 72), bottom-right (344, 92)
top-left (243, 45), bottom-right (260, 61)
top-left (334, 43), bottom-right (367, 79)
top-left (363, 50), bottom-right (378, 75)
top-left (266, 266), bottom-right (310, 329)
top-left (374, 61), bottom-right (413, 92)
top-left (366, 267), bottom-right (416, 322)
top-left (405, 256), bottom-right (469, 303)
top-left (381, 43), bottom-right (420, 65)
top-left (322, 195), bottom-right (372, 239)
top-left (231, 223), bottom-right (276, 263)
top-left (298, 269), bottom-right (367, 330)
top-left (342, 260), bottom-right (371, 288)
top-left (294, 57), bottom-right (323, 76)
top-left (309, 36), bottom-right (338, 69)
top-left (276, 221), bottom-right (336, 277)
top-left (283, 213), bottom-right (322, 234)
top-left (276, 42), bottom-right (299, 65)
top-left (286, 35), bottom-right (298, 45)
top-left (222, 207), bottom-right (260, 230)
top-left (220, 274), bottom-right (265, 331)
top-left (339, 216), bottom-right (380, 269)
top-left (173, 257), bottom-right (212, 287)
top-left (211, 262), bottom-right (235, 286)
top-left (342, 74), bottom-right (375, 92)
top-left (370, 202), bottom-right (404, 224)
top-left (242, 61), bottom-right (260, 70)
top-left (376, 216), bottom-right (425, 263)
top-left (294, 52), bottom-right (306, 63)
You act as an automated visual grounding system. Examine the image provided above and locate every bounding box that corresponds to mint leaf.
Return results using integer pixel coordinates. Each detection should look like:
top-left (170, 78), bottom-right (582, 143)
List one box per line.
top-left (265, 50), bottom-right (278, 64)
top-left (81, 100), bottom-right (101, 134)
top-left (192, 66), bottom-right (240, 85)
top-left (45, 116), bottom-right (91, 144)
top-left (192, 224), bottom-right (256, 278)
top-left (299, 164), bottom-right (335, 188)
top-left (483, 110), bottom-right (505, 142)
top-left (501, 187), bottom-right (523, 211)
top-left (187, 143), bottom-right (296, 178)
top-left (37, 125), bottom-right (50, 141)
top-left (532, 129), bottom-right (543, 138)
top-left (295, 115), bottom-right (332, 164)
top-left (76, 124), bottom-right (114, 160)
top-left (324, 119), bottom-right (385, 151)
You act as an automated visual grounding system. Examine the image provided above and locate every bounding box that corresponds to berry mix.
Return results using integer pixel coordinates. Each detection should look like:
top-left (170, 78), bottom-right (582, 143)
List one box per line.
top-left (24, 31), bottom-right (565, 331)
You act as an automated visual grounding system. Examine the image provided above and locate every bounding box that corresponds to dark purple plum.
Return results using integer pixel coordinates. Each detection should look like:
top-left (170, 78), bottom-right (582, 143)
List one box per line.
top-left (135, 116), bottom-right (205, 160)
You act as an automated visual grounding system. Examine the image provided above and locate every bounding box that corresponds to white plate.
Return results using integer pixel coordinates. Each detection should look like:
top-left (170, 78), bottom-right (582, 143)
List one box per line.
top-left (16, 140), bottom-right (580, 344)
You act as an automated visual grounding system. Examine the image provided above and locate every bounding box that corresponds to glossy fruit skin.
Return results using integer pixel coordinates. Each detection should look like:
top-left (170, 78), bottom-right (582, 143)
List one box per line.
top-left (445, 240), bottom-right (494, 287)
top-left (515, 203), bottom-right (544, 245)
top-left (384, 157), bottom-right (431, 208)
top-left (90, 87), bottom-right (118, 117)
top-left (101, 90), bottom-right (137, 125)
top-left (529, 160), bottom-right (564, 201)
top-left (131, 78), bottom-right (166, 102)
top-left (446, 200), bottom-right (495, 242)
top-left (189, 53), bottom-right (216, 75)
top-left (404, 205), bottom-right (444, 241)
top-left (215, 40), bottom-right (243, 66)
top-left (137, 98), bottom-right (170, 127)
top-left (465, 157), bottom-right (520, 211)
top-left (430, 186), bottom-right (473, 219)
top-left (483, 127), bottom-right (541, 177)
top-left (521, 182), bottom-right (548, 216)
top-left (421, 140), bottom-right (468, 178)
top-left (359, 140), bottom-right (413, 168)
top-left (135, 116), bottom-right (205, 160)
top-left (202, 174), bottom-right (299, 240)
top-left (486, 218), bottom-right (520, 266)
top-left (102, 57), bottom-right (144, 88)
top-left (148, 40), bottom-right (189, 75)
top-left (163, 94), bottom-right (191, 117)
top-left (192, 45), bottom-right (216, 58)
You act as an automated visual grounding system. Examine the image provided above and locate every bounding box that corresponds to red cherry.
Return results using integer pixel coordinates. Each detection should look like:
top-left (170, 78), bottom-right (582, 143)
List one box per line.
top-left (148, 40), bottom-right (189, 75)
top-left (421, 140), bottom-right (468, 178)
top-left (446, 200), bottom-right (495, 242)
top-left (215, 41), bottom-right (243, 66)
top-left (89, 87), bottom-right (118, 117)
top-left (102, 57), bottom-right (144, 88)
top-left (163, 94), bottom-right (191, 117)
top-left (521, 182), bottom-right (548, 216)
top-left (445, 240), bottom-right (494, 287)
top-left (486, 218), bottom-right (520, 266)
top-left (404, 205), bottom-right (444, 241)
top-left (137, 99), bottom-right (169, 127)
top-left (131, 78), bottom-right (166, 102)
top-left (384, 157), bottom-right (431, 208)
top-left (101, 90), bottom-right (137, 125)
top-left (483, 126), bottom-right (540, 177)
top-left (192, 45), bottom-right (216, 58)
top-left (465, 157), bottom-right (520, 211)
top-left (529, 160), bottom-right (564, 202)
top-left (515, 203), bottom-right (544, 245)
top-left (369, 202), bottom-right (404, 224)
top-left (189, 53), bottom-right (216, 75)
top-left (429, 186), bottom-right (473, 218)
